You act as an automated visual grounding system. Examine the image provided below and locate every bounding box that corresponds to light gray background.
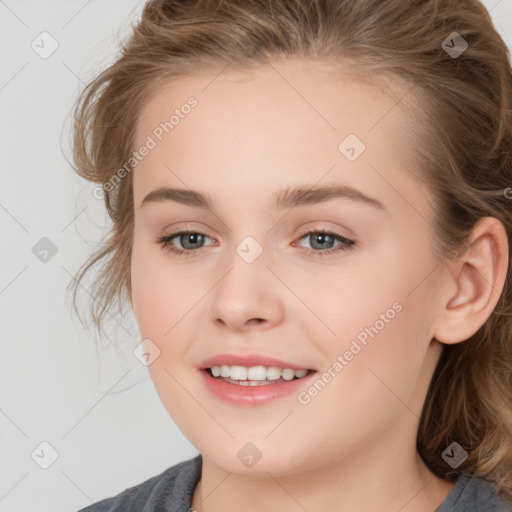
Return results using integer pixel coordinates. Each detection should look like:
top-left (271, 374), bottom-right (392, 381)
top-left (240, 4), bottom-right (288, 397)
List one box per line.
top-left (1, 1), bottom-right (511, 511)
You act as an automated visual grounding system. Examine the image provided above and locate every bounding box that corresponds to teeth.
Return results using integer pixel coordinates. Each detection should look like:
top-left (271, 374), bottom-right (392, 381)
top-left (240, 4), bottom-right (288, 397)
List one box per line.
top-left (281, 368), bottom-right (296, 381)
top-left (208, 365), bottom-right (309, 381)
top-left (247, 366), bottom-right (267, 380)
top-left (230, 365), bottom-right (248, 380)
top-left (267, 367), bottom-right (282, 380)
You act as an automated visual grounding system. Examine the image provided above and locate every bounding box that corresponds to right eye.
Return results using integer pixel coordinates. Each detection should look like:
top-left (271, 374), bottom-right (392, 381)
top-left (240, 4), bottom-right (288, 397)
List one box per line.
top-left (156, 230), bottom-right (216, 257)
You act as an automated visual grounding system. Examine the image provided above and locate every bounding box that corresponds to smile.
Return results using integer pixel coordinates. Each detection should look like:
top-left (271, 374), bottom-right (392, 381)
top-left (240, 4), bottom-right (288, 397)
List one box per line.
top-left (208, 364), bottom-right (309, 385)
top-left (200, 366), bottom-right (317, 406)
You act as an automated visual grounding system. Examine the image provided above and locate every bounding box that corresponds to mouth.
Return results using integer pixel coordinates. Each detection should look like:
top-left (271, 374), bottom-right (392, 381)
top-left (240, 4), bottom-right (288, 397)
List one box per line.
top-left (198, 355), bottom-right (317, 406)
top-left (204, 365), bottom-right (313, 386)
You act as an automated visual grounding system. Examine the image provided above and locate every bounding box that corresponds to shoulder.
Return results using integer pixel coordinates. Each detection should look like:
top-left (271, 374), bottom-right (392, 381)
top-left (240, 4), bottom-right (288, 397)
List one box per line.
top-left (75, 454), bottom-right (202, 512)
top-left (437, 473), bottom-right (512, 512)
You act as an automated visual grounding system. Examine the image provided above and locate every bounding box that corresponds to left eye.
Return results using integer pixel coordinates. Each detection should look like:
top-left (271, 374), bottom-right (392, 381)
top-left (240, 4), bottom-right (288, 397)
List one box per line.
top-left (156, 229), bottom-right (356, 257)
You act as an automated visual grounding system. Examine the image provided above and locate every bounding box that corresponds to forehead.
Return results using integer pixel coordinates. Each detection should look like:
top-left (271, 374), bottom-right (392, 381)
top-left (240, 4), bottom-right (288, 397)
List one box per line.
top-left (134, 58), bottom-right (410, 146)
top-left (131, 58), bottom-right (427, 218)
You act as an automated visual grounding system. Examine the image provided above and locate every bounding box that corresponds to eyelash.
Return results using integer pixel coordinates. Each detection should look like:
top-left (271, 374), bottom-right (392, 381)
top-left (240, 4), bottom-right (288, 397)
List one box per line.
top-left (155, 228), bottom-right (356, 259)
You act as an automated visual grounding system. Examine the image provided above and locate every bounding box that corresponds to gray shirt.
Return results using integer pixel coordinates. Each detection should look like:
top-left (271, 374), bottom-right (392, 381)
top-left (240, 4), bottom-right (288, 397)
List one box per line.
top-left (76, 454), bottom-right (512, 511)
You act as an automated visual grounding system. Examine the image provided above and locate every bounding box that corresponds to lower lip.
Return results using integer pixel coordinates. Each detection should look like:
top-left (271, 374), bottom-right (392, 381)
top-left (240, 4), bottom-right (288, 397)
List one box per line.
top-left (199, 369), bottom-right (317, 406)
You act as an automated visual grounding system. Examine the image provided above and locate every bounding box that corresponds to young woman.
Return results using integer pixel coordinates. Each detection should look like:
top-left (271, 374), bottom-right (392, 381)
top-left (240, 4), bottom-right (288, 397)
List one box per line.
top-left (70, 0), bottom-right (512, 510)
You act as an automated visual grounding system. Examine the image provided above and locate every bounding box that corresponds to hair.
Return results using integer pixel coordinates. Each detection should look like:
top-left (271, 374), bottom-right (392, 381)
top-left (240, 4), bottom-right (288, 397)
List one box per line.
top-left (68, 0), bottom-right (512, 501)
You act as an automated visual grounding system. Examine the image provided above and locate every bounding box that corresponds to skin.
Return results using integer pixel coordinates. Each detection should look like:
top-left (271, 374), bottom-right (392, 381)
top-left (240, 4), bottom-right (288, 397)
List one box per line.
top-left (128, 58), bottom-right (509, 512)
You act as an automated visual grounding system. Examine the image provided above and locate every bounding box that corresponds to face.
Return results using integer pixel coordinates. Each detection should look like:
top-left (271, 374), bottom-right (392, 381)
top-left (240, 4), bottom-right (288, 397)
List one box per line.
top-left (130, 58), bottom-right (445, 476)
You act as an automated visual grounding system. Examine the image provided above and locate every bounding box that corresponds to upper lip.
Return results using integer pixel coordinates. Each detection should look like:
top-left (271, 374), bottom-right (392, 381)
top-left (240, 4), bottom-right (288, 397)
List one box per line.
top-left (199, 353), bottom-right (313, 371)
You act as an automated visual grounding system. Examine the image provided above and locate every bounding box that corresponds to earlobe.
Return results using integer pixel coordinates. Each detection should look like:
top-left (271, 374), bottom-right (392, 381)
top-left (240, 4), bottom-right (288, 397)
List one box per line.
top-left (434, 217), bottom-right (509, 345)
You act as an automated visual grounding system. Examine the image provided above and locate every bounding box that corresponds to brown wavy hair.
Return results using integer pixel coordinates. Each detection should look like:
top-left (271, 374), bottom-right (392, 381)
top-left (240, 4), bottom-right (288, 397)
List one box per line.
top-left (67, 0), bottom-right (512, 501)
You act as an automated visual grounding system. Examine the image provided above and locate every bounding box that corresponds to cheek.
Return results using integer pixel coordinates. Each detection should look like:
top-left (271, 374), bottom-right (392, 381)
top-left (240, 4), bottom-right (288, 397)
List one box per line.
top-left (130, 240), bottom-right (197, 338)
top-left (308, 247), bottom-right (434, 399)
top-left (300, 304), bottom-right (427, 450)
top-left (130, 253), bottom-right (167, 336)
top-left (294, 250), bottom-right (405, 341)
top-left (130, 246), bottom-right (194, 415)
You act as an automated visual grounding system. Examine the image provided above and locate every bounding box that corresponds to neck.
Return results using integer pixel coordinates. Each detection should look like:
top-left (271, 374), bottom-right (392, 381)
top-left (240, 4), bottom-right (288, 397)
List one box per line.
top-left (191, 419), bottom-right (454, 512)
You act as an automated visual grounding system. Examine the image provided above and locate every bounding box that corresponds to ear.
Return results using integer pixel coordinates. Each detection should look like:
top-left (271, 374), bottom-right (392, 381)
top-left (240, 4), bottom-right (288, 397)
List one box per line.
top-left (433, 216), bottom-right (509, 344)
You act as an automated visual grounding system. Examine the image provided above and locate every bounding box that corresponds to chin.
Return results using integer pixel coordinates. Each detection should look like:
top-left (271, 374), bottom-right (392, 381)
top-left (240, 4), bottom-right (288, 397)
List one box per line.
top-left (201, 442), bottom-right (311, 478)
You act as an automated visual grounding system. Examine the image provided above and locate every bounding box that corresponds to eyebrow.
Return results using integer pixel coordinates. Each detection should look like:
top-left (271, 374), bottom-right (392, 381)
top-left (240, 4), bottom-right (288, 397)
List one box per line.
top-left (139, 183), bottom-right (386, 211)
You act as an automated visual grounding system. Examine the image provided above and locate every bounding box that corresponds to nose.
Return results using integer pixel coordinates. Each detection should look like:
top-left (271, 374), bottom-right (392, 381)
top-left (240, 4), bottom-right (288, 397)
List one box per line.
top-left (208, 249), bottom-right (285, 333)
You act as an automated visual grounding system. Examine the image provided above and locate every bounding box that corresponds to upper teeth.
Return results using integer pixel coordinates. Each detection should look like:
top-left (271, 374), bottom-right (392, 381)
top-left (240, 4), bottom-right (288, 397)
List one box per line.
top-left (210, 365), bottom-right (308, 381)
